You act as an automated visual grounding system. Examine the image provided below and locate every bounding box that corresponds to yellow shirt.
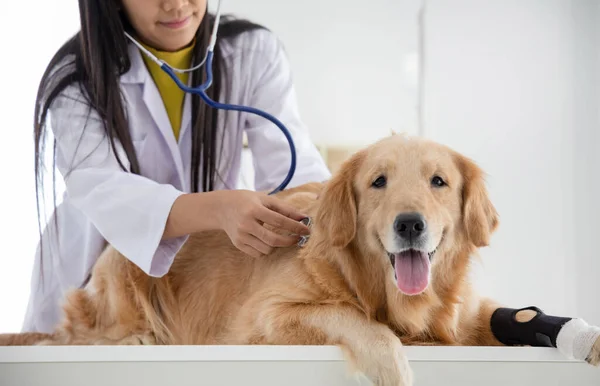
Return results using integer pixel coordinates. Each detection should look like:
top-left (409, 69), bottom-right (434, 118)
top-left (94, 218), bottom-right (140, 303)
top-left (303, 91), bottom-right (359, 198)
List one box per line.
top-left (140, 41), bottom-right (195, 141)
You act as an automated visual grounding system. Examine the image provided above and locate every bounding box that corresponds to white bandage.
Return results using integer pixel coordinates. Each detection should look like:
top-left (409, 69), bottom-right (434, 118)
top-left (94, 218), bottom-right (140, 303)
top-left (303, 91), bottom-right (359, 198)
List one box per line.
top-left (556, 318), bottom-right (600, 361)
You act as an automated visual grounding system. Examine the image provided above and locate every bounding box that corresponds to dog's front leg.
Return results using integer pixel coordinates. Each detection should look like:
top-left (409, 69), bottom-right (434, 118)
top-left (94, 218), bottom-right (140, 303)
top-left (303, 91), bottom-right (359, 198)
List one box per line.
top-left (261, 304), bottom-right (413, 386)
top-left (461, 297), bottom-right (600, 366)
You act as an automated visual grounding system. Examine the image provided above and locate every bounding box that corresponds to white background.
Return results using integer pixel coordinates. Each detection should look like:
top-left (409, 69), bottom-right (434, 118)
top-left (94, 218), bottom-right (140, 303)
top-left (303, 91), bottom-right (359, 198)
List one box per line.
top-left (0, 0), bottom-right (597, 333)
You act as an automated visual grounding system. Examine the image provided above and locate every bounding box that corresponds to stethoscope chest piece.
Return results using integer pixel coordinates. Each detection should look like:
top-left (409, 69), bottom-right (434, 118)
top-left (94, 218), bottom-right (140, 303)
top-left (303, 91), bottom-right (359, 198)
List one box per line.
top-left (297, 217), bottom-right (312, 248)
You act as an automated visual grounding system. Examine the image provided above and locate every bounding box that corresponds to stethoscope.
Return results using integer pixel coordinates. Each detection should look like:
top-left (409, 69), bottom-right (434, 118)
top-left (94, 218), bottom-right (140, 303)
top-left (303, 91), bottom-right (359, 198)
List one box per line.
top-left (124, 0), bottom-right (296, 195)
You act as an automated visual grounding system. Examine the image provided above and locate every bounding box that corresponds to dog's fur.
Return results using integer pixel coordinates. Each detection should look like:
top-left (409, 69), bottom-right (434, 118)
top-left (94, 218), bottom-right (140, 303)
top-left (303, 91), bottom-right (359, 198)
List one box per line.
top-left (2, 135), bottom-right (598, 385)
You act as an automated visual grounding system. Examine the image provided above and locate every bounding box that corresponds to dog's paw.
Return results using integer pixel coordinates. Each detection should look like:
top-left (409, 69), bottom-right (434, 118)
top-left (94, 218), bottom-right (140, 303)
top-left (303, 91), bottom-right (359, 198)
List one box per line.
top-left (585, 335), bottom-right (600, 366)
top-left (384, 344), bottom-right (413, 386)
top-left (355, 338), bottom-right (414, 386)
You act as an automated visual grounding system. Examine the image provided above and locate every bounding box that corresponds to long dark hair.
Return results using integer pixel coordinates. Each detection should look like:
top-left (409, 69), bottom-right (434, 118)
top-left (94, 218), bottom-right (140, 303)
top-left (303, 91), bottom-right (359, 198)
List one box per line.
top-left (33, 1), bottom-right (264, 272)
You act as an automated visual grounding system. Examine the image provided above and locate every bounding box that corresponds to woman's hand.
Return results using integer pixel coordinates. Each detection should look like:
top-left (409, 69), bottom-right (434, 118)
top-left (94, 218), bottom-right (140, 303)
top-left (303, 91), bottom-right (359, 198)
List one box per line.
top-left (216, 190), bottom-right (311, 257)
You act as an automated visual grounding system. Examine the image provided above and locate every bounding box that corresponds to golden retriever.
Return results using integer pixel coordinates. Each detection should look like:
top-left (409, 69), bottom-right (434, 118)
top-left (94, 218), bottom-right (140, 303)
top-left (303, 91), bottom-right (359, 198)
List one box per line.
top-left (1, 134), bottom-right (599, 386)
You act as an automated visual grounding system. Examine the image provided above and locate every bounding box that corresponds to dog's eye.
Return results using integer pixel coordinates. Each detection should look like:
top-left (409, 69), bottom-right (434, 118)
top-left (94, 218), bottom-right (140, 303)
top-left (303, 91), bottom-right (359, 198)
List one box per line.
top-left (372, 175), bottom-right (387, 188)
top-left (431, 176), bottom-right (446, 188)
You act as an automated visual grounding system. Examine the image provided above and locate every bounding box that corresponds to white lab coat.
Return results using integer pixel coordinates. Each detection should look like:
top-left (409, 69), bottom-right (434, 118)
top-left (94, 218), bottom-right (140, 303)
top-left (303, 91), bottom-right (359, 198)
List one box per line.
top-left (22, 28), bottom-right (331, 333)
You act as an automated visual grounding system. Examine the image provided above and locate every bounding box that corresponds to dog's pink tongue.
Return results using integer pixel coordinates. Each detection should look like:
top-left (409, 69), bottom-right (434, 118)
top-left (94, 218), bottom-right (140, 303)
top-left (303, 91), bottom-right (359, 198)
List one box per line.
top-left (394, 250), bottom-right (430, 295)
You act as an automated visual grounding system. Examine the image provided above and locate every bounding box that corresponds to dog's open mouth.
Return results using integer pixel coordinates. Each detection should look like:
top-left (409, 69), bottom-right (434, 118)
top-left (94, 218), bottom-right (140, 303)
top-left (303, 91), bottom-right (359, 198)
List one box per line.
top-left (387, 248), bottom-right (437, 296)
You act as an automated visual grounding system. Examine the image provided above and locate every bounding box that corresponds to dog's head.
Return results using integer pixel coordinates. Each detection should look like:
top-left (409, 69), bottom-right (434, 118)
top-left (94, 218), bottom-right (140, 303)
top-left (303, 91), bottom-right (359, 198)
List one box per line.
top-left (315, 134), bottom-right (498, 296)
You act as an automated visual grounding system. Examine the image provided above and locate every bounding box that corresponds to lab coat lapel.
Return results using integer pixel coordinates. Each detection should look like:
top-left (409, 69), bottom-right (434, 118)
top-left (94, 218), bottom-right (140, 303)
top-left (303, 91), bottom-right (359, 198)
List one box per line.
top-left (180, 91), bottom-right (192, 141)
top-left (141, 77), bottom-right (182, 154)
top-left (123, 44), bottom-right (187, 190)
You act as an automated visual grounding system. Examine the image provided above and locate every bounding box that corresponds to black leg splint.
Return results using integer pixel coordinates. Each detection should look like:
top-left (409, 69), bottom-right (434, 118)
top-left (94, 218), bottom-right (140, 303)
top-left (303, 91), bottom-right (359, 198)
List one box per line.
top-left (490, 306), bottom-right (572, 347)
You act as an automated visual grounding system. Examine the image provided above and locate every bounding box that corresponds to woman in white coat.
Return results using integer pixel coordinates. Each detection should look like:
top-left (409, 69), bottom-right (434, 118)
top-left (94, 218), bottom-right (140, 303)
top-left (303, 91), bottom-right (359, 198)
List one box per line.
top-left (23, 0), bottom-right (331, 334)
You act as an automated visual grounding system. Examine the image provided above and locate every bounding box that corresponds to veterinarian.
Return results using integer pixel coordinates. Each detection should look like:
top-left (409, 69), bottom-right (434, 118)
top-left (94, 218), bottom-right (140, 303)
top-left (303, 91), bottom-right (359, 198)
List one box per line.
top-left (23, 0), bottom-right (330, 334)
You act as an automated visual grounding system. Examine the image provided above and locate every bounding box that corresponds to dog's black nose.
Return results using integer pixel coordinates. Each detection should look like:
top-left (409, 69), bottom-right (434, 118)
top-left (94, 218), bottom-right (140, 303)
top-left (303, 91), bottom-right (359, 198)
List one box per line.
top-left (394, 212), bottom-right (427, 239)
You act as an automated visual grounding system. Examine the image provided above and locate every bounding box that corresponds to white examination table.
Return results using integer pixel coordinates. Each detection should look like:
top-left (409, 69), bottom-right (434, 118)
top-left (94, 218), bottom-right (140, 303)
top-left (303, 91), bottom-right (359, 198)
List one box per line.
top-left (1, 345), bottom-right (599, 385)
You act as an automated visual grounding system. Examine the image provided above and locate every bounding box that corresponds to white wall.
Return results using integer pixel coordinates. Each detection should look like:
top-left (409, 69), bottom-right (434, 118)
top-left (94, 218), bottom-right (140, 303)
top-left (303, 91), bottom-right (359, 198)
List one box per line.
top-left (423, 0), bottom-right (599, 324)
top-left (0, 0), bottom-right (80, 333)
top-left (571, 0), bottom-right (600, 326)
top-left (212, 0), bottom-right (424, 145)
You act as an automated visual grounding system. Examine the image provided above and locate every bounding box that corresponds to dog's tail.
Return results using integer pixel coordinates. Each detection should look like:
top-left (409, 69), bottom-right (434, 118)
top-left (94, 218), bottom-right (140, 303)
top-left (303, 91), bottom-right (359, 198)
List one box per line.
top-left (0, 332), bottom-right (54, 346)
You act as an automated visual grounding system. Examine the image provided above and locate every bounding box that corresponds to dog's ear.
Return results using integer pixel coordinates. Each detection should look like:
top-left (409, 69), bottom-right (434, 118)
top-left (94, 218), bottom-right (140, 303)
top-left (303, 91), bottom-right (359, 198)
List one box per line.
top-left (315, 151), bottom-right (365, 248)
top-left (456, 154), bottom-right (499, 247)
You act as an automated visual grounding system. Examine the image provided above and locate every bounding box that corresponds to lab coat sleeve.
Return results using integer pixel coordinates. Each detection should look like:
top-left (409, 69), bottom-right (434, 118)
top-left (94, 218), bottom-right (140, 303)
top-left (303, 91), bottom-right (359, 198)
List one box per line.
top-left (49, 84), bottom-right (187, 277)
top-left (244, 31), bottom-right (331, 192)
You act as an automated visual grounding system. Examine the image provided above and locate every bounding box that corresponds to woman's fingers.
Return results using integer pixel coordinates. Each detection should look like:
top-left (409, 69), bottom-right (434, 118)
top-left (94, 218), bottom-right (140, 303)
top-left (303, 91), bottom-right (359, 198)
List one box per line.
top-left (233, 236), bottom-right (266, 258)
top-left (263, 196), bottom-right (308, 222)
top-left (250, 222), bottom-right (300, 247)
top-left (241, 233), bottom-right (273, 256)
top-left (228, 193), bottom-right (314, 257)
top-left (256, 205), bottom-right (310, 236)
top-left (239, 244), bottom-right (262, 258)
